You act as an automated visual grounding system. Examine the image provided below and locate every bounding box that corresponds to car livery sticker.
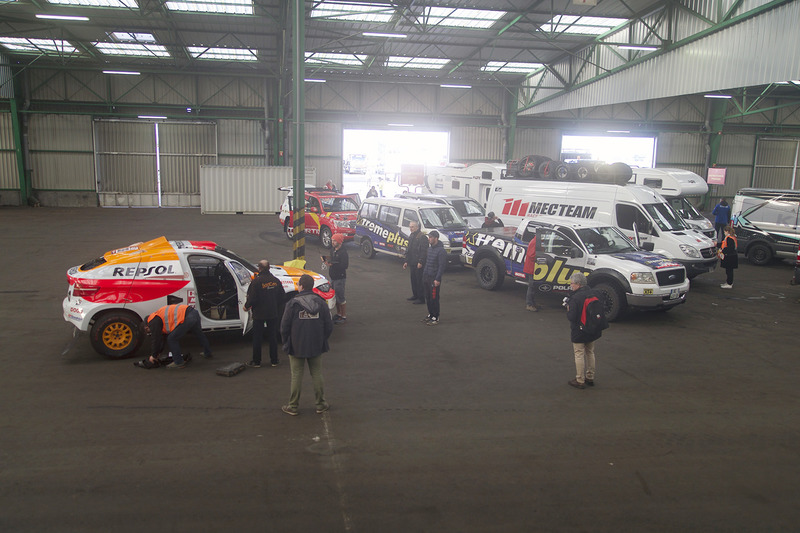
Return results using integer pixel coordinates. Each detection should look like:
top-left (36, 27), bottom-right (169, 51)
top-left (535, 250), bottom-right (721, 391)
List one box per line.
top-left (610, 252), bottom-right (682, 269)
top-left (356, 217), bottom-right (409, 254)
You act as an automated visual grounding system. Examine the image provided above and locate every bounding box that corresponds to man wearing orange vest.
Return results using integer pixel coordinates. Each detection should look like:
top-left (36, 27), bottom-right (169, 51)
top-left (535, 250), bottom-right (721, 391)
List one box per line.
top-left (144, 304), bottom-right (212, 369)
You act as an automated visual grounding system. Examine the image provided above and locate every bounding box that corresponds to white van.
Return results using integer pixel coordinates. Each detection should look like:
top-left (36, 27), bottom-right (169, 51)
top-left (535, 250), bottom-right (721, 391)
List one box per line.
top-left (395, 192), bottom-right (486, 228)
top-left (732, 188), bottom-right (800, 265)
top-left (486, 180), bottom-right (718, 278)
top-left (629, 168), bottom-right (715, 238)
top-left (424, 163), bottom-right (506, 205)
top-left (355, 197), bottom-right (467, 262)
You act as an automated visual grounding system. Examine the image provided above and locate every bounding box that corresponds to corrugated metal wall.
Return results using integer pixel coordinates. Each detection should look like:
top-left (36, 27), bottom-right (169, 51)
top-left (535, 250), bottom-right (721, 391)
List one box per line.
top-left (200, 166), bottom-right (292, 214)
top-left (95, 120), bottom-right (156, 197)
top-left (655, 132), bottom-right (706, 174)
top-left (159, 122), bottom-right (217, 200)
top-left (513, 128), bottom-right (562, 160)
top-left (753, 138), bottom-right (800, 189)
top-left (450, 126), bottom-right (503, 163)
top-left (28, 114), bottom-right (94, 190)
top-left (304, 121), bottom-right (342, 187)
top-left (0, 113), bottom-right (17, 190)
top-left (0, 52), bottom-right (12, 99)
top-left (218, 119), bottom-right (266, 166)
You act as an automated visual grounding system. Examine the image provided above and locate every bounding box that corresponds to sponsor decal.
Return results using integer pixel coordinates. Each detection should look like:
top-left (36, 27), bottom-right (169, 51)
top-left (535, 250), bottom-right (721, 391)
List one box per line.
top-left (357, 217), bottom-right (409, 248)
top-left (111, 262), bottom-right (179, 278)
top-left (299, 310), bottom-right (319, 320)
top-left (464, 232), bottom-right (526, 263)
top-left (187, 290), bottom-right (197, 305)
top-left (67, 314), bottom-right (83, 322)
top-left (109, 245), bottom-right (140, 255)
top-left (611, 252), bottom-right (682, 269)
top-left (501, 198), bottom-right (597, 219)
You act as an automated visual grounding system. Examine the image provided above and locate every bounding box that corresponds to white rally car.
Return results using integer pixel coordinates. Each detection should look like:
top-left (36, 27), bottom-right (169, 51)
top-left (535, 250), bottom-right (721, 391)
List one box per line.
top-left (63, 236), bottom-right (335, 359)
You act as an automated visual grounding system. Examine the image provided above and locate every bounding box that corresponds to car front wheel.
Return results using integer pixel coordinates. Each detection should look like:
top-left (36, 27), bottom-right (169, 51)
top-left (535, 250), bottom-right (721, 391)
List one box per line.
top-left (320, 226), bottom-right (333, 248)
top-left (593, 282), bottom-right (625, 322)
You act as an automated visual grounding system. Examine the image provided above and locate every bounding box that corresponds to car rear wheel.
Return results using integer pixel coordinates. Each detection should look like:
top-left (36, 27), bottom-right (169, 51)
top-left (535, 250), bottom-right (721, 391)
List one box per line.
top-left (593, 282), bottom-right (625, 322)
top-left (320, 226), bottom-right (333, 248)
top-left (361, 237), bottom-right (376, 258)
top-left (90, 312), bottom-right (143, 359)
top-left (475, 257), bottom-right (504, 290)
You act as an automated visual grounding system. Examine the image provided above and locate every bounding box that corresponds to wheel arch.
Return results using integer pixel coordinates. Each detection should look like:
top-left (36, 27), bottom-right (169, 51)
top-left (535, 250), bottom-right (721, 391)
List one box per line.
top-left (586, 269), bottom-right (631, 294)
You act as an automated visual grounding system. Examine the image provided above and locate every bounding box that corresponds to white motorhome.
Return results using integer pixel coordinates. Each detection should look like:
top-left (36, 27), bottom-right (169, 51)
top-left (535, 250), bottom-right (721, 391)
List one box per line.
top-left (424, 163), bottom-right (506, 205)
top-left (486, 180), bottom-right (718, 278)
top-left (629, 167), bottom-right (715, 238)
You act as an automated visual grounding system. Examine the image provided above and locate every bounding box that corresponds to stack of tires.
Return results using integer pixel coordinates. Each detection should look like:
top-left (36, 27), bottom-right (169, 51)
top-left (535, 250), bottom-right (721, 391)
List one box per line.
top-left (512, 155), bottom-right (632, 186)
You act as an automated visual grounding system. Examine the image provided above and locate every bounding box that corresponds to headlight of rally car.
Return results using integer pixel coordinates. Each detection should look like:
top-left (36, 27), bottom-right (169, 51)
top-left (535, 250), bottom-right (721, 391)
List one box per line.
top-left (679, 244), bottom-right (700, 258)
top-left (333, 219), bottom-right (351, 228)
top-left (629, 272), bottom-right (656, 284)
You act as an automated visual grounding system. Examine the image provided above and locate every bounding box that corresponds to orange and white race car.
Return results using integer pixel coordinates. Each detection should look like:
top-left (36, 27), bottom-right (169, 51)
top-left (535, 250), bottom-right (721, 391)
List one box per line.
top-left (63, 236), bottom-right (335, 359)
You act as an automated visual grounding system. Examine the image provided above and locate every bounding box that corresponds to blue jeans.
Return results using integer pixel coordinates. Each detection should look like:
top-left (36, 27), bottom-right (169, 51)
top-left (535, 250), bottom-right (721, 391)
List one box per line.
top-left (167, 308), bottom-right (212, 364)
top-left (526, 274), bottom-right (537, 307)
top-left (288, 355), bottom-right (326, 410)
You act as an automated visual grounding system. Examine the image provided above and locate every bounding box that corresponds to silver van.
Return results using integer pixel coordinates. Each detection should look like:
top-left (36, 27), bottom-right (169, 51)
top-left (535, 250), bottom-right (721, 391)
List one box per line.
top-left (396, 192), bottom-right (486, 228)
top-left (732, 188), bottom-right (800, 265)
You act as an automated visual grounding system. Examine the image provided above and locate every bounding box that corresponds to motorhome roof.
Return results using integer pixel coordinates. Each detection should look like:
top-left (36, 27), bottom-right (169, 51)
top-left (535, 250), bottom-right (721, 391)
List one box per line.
top-left (737, 188), bottom-right (800, 199)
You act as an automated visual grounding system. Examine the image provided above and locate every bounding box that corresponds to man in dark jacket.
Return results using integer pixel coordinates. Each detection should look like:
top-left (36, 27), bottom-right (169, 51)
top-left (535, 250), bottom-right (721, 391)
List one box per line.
top-left (322, 233), bottom-right (348, 324)
top-left (403, 221), bottom-right (428, 304)
top-left (244, 260), bottom-right (285, 368)
top-left (422, 230), bottom-right (447, 326)
top-left (481, 211), bottom-right (504, 228)
top-left (280, 274), bottom-right (334, 416)
top-left (565, 273), bottom-right (603, 389)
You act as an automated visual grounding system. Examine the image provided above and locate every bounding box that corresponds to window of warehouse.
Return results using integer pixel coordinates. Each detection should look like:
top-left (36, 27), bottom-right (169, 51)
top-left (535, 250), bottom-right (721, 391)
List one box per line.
top-left (561, 134), bottom-right (656, 168)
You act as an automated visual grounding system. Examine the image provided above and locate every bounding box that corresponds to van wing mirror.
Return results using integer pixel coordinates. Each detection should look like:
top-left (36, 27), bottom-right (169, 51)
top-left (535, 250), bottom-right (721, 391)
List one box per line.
top-left (641, 242), bottom-right (655, 252)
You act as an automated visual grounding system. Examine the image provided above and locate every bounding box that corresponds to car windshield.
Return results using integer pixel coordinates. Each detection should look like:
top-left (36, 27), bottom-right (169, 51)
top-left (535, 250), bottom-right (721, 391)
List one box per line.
top-left (669, 197), bottom-right (703, 220)
top-left (320, 196), bottom-right (359, 212)
top-left (216, 246), bottom-right (257, 272)
top-left (450, 198), bottom-right (485, 217)
top-left (420, 207), bottom-right (466, 229)
top-left (575, 226), bottom-right (637, 254)
top-left (643, 202), bottom-right (688, 232)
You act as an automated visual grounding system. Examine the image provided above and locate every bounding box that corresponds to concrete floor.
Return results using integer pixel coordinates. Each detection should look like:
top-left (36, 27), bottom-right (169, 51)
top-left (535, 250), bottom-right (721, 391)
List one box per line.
top-left (1, 206), bottom-right (799, 532)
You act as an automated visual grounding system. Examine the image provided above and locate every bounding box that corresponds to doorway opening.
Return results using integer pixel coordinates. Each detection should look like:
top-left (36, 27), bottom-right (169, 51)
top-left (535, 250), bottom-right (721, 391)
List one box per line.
top-left (561, 134), bottom-right (656, 168)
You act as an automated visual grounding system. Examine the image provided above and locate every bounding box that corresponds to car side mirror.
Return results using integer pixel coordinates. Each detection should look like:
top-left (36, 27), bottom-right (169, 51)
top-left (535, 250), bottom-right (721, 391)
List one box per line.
top-left (642, 242), bottom-right (655, 251)
top-left (309, 206), bottom-right (318, 213)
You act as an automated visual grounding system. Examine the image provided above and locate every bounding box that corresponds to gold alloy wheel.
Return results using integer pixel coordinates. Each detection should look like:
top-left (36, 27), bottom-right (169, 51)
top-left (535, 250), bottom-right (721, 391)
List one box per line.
top-left (102, 322), bottom-right (134, 350)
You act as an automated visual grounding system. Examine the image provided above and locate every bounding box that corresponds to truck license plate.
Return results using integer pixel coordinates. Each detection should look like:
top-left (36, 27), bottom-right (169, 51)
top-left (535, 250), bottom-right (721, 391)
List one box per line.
top-left (669, 289), bottom-right (680, 300)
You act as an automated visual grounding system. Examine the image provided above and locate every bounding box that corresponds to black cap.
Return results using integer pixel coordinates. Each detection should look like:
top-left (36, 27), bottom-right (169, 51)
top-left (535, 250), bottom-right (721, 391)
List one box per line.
top-left (487, 212), bottom-right (496, 218)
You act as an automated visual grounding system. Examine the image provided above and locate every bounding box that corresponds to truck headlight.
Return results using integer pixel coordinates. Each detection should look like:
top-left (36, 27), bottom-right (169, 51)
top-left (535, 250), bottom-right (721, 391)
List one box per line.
top-left (679, 244), bottom-right (700, 258)
top-left (333, 219), bottom-right (350, 228)
top-left (630, 272), bottom-right (656, 284)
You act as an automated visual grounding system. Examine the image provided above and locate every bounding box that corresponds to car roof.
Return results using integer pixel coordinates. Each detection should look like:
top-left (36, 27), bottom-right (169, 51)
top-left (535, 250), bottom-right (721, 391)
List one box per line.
top-left (363, 197), bottom-right (451, 209)
top-left (522, 215), bottom-right (610, 230)
top-left (398, 193), bottom-right (480, 202)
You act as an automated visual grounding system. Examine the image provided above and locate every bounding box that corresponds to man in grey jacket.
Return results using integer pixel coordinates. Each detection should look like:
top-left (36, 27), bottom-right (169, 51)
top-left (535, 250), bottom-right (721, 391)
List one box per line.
top-left (422, 230), bottom-right (447, 326)
top-left (280, 274), bottom-right (334, 416)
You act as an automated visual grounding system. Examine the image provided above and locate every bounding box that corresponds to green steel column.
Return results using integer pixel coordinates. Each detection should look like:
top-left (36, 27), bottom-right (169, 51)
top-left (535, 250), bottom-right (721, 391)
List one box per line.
top-left (291, 0), bottom-right (305, 260)
top-left (704, 99), bottom-right (727, 208)
top-left (9, 98), bottom-right (29, 205)
top-left (506, 87), bottom-right (518, 161)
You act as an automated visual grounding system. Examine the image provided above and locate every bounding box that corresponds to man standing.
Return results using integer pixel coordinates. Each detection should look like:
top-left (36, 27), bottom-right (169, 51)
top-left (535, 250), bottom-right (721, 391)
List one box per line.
top-left (524, 232), bottom-right (539, 312)
top-left (403, 221), bottom-right (428, 304)
top-left (280, 274), bottom-right (334, 416)
top-left (422, 230), bottom-right (447, 326)
top-left (564, 273), bottom-right (604, 389)
top-left (244, 260), bottom-right (285, 368)
top-left (144, 304), bottom-right (212, 369)
top-left (322, 234), bottom-right (348, 324)
top-left (712, 198), bottom-right (731, 245)
top-left (481, 212), bottom-right (504, 228)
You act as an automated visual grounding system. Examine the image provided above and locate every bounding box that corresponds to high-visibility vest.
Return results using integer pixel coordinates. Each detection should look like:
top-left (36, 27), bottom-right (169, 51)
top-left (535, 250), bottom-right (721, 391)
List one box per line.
top-left (148, 305), bottom-right (188, 334)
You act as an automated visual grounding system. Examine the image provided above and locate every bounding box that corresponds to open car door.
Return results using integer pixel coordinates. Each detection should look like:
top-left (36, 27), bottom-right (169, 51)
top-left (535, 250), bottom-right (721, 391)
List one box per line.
top-left (226, 261), bottom-right (254, 335)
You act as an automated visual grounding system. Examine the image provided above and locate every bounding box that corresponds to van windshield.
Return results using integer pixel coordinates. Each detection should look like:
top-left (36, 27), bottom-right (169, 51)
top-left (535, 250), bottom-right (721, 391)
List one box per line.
top-left (420, 207), bottom-right (466, 229)
top-left (668, 197), bottom-right (702, 220)
top-left (575, 226), bottom-right (637, 254)
top-left (643, 202), bottom-right (688, 232)
top-left (450, 198), bottom-right (485, 217)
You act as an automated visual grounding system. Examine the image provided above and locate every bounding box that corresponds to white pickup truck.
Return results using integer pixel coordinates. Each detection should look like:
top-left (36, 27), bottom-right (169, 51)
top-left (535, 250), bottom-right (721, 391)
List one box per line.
top-left (461, 216), bottom-right (691, 321)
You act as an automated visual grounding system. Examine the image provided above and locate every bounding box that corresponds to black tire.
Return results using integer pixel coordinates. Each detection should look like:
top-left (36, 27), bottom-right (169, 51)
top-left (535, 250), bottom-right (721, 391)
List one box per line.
top-left (555, 163), bottom-right (571, 180)
top-left (475, 257), bottom-right (504, 290)
top-left (608, 162), bottom-right (633, 185)
top-left (361, 237), bottom-right (376, 258)
top-left (320, 226), bottom-right (332, 248)
top-left (593, 282), bottom-right (626, 322)
top-left (539, 160), bottom-right (556, 180)
top-left (90, 312), bottom-right (144, 359)
top-left (748, 243), bottom-right (772, 266)
top-left (284, 219), bottom-right (294, 240)
top-left (576, 163), bottom-right (593, 181)
top-left (516, 155), bottom-right (538, 178)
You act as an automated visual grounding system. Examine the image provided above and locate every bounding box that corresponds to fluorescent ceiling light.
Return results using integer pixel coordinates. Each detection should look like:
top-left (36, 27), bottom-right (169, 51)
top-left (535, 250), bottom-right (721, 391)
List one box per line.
top-left (138, 115), bottom-right (167, 119)
top-left (363, 32), bottom-right (407, 39)
top-left (607, 130), bottom-right (630, 134)
top-left (421, 7), bottom-right (505, 29)
top-left (165, 0), bottom-right (253, 15)
top-left (441, 84), bottom-right (471, 89)
top-left (481, 61), bottom-right (543, 74)
top-left (542, 15), bottom-right (627, 35)
top-left (188, 46), bottom-right (257, 61)
top-left (777, 80), bottom-right (800, 85)
top-left (617, 44), bottom-right (658, 51)
top-left (388, 123), bottom-right (413, 127)
top-left (94, 42), bottom-right (169, 57)
top-left (704, 94), bottom-right (733, 99)
top-left (36, 14), bottom-right (90, 21)
top-left (305, 78), bottom-right (326, 83)
top-left (386, 56), bottom-right (449, 70)
top-left (310, 2), bottom-right (393, 23)
top-left (103, 70), bottom-right (140, 75)
top-left (111, 32), bottom-right (156, 43)
top-left (47, 0), bottom-right (139, 7)
top-left (0, 37), bottom-right (77, 54)
top-left (305, 52), bottom-right (366, 67)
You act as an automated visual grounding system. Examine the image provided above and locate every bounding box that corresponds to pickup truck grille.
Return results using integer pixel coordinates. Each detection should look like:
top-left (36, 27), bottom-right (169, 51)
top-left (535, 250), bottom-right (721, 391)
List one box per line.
top-left (656, 269), bottom-right (685, 286)
top-left (700, 246), bottom-right (717, 259)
